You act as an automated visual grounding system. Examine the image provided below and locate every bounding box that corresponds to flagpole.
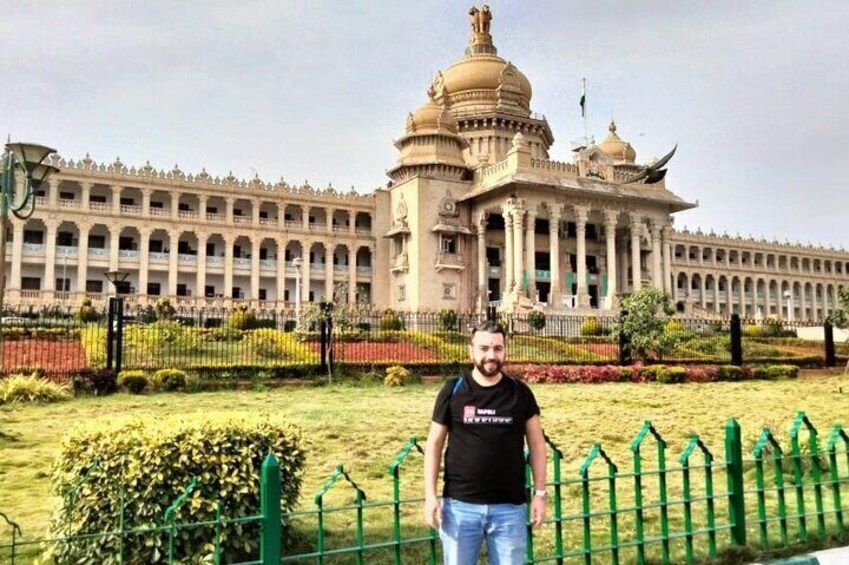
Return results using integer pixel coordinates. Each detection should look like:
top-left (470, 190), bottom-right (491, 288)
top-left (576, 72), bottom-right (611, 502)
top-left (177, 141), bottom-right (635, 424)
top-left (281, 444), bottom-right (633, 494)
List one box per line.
top-left (582, 77), bottom-right (588, 143)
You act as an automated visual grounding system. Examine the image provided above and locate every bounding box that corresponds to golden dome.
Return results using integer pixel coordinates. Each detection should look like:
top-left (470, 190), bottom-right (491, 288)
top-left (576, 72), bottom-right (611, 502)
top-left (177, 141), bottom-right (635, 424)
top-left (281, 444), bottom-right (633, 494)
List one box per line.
top-left (406, 99), bottom-right (457, 134)
top-left (598, 121), bottom-right (637, 164)
top-left (441, 55), bottom-right (532, 104)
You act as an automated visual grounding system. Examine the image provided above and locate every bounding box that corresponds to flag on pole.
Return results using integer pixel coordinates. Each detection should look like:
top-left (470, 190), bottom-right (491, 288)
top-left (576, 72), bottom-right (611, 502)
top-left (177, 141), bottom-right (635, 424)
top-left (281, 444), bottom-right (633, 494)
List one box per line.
top-left (579, 78), bottom-right (586, 118)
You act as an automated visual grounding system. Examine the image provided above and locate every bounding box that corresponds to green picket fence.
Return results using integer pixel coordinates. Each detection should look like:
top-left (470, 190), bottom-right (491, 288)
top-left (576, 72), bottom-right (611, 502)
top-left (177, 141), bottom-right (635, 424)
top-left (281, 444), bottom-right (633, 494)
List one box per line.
top-left (2, 412), bottom-right (848, 564)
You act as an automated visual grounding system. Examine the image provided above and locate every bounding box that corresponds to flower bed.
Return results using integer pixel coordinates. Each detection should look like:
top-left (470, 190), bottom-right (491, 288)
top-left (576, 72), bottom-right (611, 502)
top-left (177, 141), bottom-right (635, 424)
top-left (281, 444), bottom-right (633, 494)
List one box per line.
top-left (512, 363), bottom-right (799, 384)
top-left (2, 340), bottom-right (90, 376)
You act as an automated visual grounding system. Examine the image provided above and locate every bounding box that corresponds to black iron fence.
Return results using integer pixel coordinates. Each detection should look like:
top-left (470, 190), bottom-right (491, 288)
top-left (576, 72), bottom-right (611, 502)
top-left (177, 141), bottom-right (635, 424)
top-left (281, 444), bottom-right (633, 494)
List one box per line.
top-left (0, 303), bottom-right (845, 383)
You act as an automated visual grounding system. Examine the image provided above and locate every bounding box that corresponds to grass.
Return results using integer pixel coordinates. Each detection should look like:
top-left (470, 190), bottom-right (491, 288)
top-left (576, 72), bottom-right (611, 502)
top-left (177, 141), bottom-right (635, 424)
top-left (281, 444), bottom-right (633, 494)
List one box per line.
top-left (1, 374), bottom-right (848, 563)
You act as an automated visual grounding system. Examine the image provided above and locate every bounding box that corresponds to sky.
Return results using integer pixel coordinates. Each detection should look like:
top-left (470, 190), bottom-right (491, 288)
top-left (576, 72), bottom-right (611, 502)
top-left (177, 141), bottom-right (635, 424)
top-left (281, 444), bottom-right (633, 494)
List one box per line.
top-left (2, 1), bottom-right (847, 248)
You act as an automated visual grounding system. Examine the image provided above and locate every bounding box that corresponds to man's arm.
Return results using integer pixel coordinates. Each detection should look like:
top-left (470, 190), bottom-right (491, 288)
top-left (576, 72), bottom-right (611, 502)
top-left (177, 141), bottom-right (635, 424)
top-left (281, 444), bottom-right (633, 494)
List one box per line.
top-left (525, 414), bottom-right (547, 527)
top-left (423, 421), bottom-right (448, 529)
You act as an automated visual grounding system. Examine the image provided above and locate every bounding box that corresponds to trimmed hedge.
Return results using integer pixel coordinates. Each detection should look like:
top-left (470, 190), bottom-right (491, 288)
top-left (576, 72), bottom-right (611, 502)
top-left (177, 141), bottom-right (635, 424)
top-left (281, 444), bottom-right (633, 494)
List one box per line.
top-left (46, 413), bottom-right (304, 563)
top-left (517, 363), bottom-right (804, 384)
top-left (118, 370), bottom-right (148, 394)
top-left (152, 368), bottom-right (188, 391)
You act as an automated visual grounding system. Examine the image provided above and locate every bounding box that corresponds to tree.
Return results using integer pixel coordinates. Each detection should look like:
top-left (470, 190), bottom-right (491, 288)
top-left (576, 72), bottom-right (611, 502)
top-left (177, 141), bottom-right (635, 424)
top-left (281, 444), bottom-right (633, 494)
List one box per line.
top-left (827, 287), bottom-right (849, 330)
top-left (614, 286), bottom-right (680, 363)
top-left (154, 297), bottom-right (176, 321)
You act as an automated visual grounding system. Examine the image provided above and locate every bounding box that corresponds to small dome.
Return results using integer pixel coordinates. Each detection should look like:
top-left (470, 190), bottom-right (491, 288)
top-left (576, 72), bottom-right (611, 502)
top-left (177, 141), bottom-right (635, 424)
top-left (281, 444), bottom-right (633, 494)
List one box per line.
top-left (406, 99), bottom-right (457, 134)
top-left (598, 121), bottom-right (637, 164)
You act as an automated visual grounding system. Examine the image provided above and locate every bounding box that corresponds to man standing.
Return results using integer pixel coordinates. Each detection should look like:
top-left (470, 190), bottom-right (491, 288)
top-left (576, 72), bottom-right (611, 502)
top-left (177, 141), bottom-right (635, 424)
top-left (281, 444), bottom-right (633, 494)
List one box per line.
top-left (423, 321), bottom-right (546, 564)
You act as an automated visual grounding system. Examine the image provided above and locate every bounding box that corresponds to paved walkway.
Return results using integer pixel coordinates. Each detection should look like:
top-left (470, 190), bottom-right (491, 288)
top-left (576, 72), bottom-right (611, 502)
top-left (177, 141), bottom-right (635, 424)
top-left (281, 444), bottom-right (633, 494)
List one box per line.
top-left (756, 545), bottom-right (849, 564)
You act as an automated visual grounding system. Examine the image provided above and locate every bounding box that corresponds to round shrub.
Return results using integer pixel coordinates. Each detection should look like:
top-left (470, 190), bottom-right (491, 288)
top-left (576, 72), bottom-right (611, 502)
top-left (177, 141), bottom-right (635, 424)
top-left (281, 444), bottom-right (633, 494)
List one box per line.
top-left (228, 306), bottom-right (258, 330)
top-left (46, 413), bottom-right (304, 563)
top-left (438, 308), bottom-right (459, 332)
top-left (717, 365), bottom-right (744, 382)
top-left (580, 316), bottom-right (604, 336)
top-left (384, 365), bottom-right (412, 387)
top-left (378, 309), bottom-right (405, 331)
top-left (742, 324), bottom-right (765, 338)
top-left (118, 370), bottom-right (149, 394)
top-left (657, 367), bottom-right (687, 384)
top-left (76, 299), bottom-right (101, 323)
top-left (152, 368), bottom-right (188, 391)
top-left (767, 365), bottom-right (799, 379)
top-left (527, 310), bottom-right (546, 331)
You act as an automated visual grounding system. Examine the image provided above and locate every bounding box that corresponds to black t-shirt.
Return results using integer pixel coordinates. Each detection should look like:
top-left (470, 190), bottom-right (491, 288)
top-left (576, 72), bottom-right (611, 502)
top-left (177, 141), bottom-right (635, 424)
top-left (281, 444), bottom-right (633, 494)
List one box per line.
top-left (431, 373), bottom-right (540, 504)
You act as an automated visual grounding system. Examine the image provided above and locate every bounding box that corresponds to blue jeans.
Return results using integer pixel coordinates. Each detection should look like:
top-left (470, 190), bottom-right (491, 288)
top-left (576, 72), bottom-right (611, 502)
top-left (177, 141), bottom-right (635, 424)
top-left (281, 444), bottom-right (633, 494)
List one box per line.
top-left (439, 497), bottom-right (527, 565)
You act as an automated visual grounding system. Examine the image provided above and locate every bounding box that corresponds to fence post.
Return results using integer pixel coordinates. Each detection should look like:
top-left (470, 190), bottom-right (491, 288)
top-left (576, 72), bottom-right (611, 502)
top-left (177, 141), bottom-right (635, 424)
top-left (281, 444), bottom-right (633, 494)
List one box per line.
top-left (260, 454), bottom-right (282, 564)
top-left (724, 419), bottom-right (747, 546)
top-left (618, 309), bottom-right (632, 366)
top-left (106, 297), bottom-right (116, 372)
top-left (730, 314), bottom-right (743, 366)
top-left (115, 297), bottom-right (125, 375)
top-left (319, 319), bottom-right (328, 373)
top-left (824, 321), bottom-right (836, 367)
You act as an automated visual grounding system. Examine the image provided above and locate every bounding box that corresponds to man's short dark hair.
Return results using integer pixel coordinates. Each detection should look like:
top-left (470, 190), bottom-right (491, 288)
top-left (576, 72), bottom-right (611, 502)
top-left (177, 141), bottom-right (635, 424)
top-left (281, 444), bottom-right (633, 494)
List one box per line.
top-left (470, 320), bottom-right (506, 341)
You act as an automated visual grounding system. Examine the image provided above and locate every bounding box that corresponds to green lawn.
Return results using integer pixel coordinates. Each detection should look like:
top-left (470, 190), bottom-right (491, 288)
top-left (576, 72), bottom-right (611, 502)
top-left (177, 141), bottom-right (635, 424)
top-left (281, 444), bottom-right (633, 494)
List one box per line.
top-left (2, 374), bottom-right (848, 563)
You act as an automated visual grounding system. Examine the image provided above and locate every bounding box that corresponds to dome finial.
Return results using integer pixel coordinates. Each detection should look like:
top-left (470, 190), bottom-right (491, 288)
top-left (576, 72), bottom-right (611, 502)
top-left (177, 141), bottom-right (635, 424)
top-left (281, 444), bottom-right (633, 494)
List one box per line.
top-left (466, 5), bottom-right (497, 56)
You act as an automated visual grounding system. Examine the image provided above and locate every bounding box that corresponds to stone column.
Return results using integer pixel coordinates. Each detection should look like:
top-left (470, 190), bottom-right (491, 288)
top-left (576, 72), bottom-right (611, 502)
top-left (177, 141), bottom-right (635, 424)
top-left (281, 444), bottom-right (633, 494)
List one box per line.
top-left (48, 178), bottom-right (59, 207)
top-left (196, 232), bottom-right (207, 298)
top-left (349, 210), bottom-right (357, 235)
top-left (739, 279), bottom-right (746, 317)
top-left (325, 244), bottom-right (334, 301)
top-left (326, 208), bottom-right (334, 233)
top-left (226, 197), bottom-right (235, 225)
top-left (253, 199), bottom-right (261, 226)
top-left (603, 209), bottom-right (618, 309)
top-left (574, 205), bottom-right (589, 306)
top-left (477, 218), bottom-right (487, 312)
top-left (198, 195), bottom-right (208, 222)
top-left (251, 237), bottom-right (261, 300)
top-left (651, 222), bottom-right (662, 290)
top-left (138, 228), bottom-right (150, 297)
top-left (512, 208), bottom-right (525, 293)
top-left (302, 207), bottom-right (310, 231)
top-left (348, 246), bottom-right (357, 303)
top-left (302, 241), bottom-right (312, 302)
top-left (503, 211), bottom-right (513, 292)
top-left (10, 222), bottom-right (24, 292)
top-left (700, 276), bottom-right (707, 308)
top-left (80, 182), bottom-right (92, 211)
top-left (109, 230), bottom-right (120, 272)
top-left (549, 208), bottom-right (561, 309)
top-left (630, 213), bottom-right (642, 291)
top-left (112, 185), bottom-right (122, 215)
top-left (662, 226), bottom-right (672, 294)
top-left (168, 231), bottom-right (179, 296)
top-left (224, 234), bottom-right (234, 298)
top-left (726, 278), bottom-right (733, 315)
top-left (525, 210), bottom-right (537, 300)
top-left (44, 221), bottom-right (58, 292)
top-left (277, 237), bottom-right (288, 304)
top-left (713, 279), bottom-right (720, 313)
top-left (617, 238), bottom-right (628, 296)
top-left (76, 225), bottom-right (90, 295)
top-left (170, 192), bottom-right (180, 221)
top-left (141, 188), bottom-right (152, 216)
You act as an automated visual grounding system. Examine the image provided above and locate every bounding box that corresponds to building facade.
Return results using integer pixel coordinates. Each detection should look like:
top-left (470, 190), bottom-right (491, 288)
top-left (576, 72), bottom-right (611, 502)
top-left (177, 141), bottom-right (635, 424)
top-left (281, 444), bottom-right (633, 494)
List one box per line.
top-left (4, 6), bottom-right (847, 321)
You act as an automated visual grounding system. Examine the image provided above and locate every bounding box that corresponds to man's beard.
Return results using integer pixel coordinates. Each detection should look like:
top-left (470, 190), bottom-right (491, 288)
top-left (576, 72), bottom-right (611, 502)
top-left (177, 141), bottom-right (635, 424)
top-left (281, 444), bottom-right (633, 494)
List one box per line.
top-left (475, 359), bottom-right (502, 378)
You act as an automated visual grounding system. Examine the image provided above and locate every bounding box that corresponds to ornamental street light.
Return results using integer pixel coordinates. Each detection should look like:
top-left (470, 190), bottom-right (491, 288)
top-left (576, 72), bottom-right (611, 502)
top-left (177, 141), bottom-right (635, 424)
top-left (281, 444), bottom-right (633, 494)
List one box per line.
top-left (0, 142), bottom-right (59, 312)
top-left (104, 270), bottom-right (130, 296)
top-left (292, 256), bottom-right (303, 327)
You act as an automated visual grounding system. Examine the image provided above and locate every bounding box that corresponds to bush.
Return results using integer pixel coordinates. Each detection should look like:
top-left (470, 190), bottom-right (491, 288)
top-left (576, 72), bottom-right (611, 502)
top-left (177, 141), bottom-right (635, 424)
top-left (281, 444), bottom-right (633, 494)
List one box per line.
top-left (228, 305), bottom-right (258, 330)
top-left (580, 316), bottom-right (604, 336)
top-left (438, 308), bottom-right (459, 332)
top-left (526, 310), bottom-right (546, 331)
top-left (657, 367), bottom-right (687, 384)
top-left (637, 364), bottom-right (665, 382)
top-left (46, 413), bottom-right (304, 563)
top-left (378, 309), bottom-right (405, 331)
top-left (717, 365), bottom-right (744, 382)
top-left (76, 299), bottom-right (101, 323)
top-left (118, 370), bottom-right (149, 394)
top-left (742, 324), bottom-right (765, 338)
top-left (665, 319), bottom-right (685, 333)
top-left (384, 365), bottom-right (412, 387)
top-left (0, 373), bottom-right (72, 404)
top-left (154, 297), bottom-right (177, 321)
top-left (751, 366), bottom-right (770, 380)
top-left (152, 368), bottom-right (188, 392)
top-left (71, 368), bottom-right (117, 396)
top-left (283, 320), bottom-right (298, 332)
top-left (767, 365), bottom-right (799, 379)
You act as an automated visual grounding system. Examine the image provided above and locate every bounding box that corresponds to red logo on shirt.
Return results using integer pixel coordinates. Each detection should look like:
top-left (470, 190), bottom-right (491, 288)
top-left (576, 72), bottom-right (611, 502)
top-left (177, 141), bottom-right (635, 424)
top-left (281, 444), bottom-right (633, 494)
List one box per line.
top-left (463, 405), bottom-right (476, 420)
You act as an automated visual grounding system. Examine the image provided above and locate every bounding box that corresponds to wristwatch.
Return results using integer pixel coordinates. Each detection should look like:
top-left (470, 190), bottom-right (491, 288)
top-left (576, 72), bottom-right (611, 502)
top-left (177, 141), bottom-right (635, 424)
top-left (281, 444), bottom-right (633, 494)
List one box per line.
top-left (533, 489), bottom-right (547, 498)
